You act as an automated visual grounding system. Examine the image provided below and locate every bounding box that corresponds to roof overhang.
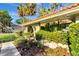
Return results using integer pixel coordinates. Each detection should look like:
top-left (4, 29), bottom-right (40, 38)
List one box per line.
top-left (22, 4), bottom-right (79, 26)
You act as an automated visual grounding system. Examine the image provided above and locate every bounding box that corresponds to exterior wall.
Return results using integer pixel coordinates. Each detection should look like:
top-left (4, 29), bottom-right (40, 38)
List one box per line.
top-left (24, 24), bottom-right (40, 33)
top-left (24, 27), bottom-right (28, 32)
top-left (34, 25), bottom-right (40, 32)
top-left (75, 15), bottom-right (79, 23)
top-left (40, 22), bottom-right (46, 27)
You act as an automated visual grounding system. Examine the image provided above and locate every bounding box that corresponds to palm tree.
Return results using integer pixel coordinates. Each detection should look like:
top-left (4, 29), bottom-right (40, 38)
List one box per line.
top-left (57, 3), bottom-right (63, 10)
top-left (49, 3), bottom-right (63, 12)
top-left (48, 3), bottom-right (63, 30)
top-left (39, 8), bottom-right (48, 16)
top-left (17, 3), bottom-right (37, 42)
top-left (17, 3), bottom-right (37, 24)
top-left (38, 3), bottom-right (49, 16)
top-left (17, 4), bottom-right (26, 17)
top-left (17, 3), bottom-right (36, 17)
top-left (49, 3), bottom-right (53, 12)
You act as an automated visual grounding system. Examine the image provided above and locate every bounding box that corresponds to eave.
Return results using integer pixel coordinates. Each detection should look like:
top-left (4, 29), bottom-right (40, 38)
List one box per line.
top-left (22, 3), bottom-right (79, 26)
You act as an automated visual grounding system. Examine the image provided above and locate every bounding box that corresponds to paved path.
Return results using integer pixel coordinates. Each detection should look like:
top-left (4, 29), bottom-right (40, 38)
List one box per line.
top-left (0, 42), bottom-right (21, 56)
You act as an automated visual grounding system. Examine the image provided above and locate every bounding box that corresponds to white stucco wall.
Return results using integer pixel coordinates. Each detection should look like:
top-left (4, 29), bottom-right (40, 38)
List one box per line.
top-left (75, 15), bottom-right (79, 23)
top-left (35, 25), bottom-right (40, 32)
top-left (24, 24), bottom-right (40, 33)
top-left (24, 27), bottom-right (28, 32)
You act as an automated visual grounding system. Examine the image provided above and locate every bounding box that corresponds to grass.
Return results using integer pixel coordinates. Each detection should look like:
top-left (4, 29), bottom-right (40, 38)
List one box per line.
top-left (0, 33), bottom-right (16, 43)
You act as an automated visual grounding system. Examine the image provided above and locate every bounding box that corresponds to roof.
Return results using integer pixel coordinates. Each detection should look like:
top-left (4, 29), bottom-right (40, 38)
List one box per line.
top-left (22, 3), bottom-right (79, 26)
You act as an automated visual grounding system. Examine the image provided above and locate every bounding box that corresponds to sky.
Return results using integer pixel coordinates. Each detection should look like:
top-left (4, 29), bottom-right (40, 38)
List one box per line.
top-left (0, 3), bottom-right (74, 24)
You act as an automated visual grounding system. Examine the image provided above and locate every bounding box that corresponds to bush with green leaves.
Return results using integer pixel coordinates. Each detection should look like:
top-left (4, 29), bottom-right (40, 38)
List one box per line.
top-left (36, 30), bottom-right (68, 44)
top-left (14, 37), bottom-right (27, 47)
top-left (14, 31), bottom-right (30, 46)
top-left (69, 23), bottom-right (79, 56)
top-left (16, 31), bottom-right (30, 38)
top-left (0, 33), bottom-right (16, 42)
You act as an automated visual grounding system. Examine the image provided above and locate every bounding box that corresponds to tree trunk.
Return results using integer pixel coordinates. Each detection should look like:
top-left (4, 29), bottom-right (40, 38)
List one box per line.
top-left (50, 3), bottom-right (52, 12)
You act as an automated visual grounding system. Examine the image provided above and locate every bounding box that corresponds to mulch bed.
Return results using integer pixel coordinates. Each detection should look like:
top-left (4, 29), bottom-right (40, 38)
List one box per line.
top-left (16, 41), bottom-right (70, 56)
top-left (16, 42), bottom-right (46, 56)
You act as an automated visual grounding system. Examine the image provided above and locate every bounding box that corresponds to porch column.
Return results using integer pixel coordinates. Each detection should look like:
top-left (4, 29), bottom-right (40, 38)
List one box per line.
top-left (34, 24), bottom-right (40, 32)
top-left (24, 26), bottom-right (28, 32)
top-left (75, 15), bottom-right (79, 23)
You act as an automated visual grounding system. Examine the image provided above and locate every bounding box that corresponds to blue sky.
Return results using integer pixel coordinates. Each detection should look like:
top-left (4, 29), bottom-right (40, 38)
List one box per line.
top-left (0, 3), bottom-right (73, 24)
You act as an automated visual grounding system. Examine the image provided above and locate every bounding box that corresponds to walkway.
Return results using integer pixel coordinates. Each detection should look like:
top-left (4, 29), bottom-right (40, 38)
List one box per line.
top-left (0, 42), bottom-right (21, 56)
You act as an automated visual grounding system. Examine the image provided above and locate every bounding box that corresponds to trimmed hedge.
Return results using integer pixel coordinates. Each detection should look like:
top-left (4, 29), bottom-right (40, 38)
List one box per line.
top-left (0, 33), bottom-right (16, 42)
top-left (69, 23), bottom-right (79, 56)
top-left (36, 30), bottom-right (68, 44)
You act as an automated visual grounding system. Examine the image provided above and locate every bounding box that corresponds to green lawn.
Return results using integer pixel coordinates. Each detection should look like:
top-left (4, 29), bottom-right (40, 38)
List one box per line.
top-left (0, 33), bottom-right (16, 43)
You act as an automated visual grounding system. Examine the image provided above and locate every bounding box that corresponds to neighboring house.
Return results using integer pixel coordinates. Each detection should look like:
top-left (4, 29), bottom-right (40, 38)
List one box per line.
top-left (22, 3), bottom-right (79, 33)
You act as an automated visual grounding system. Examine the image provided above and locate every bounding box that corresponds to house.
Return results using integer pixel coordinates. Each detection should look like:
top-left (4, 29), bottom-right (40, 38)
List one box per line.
top-left (22, 3), bottom-right (79, 33)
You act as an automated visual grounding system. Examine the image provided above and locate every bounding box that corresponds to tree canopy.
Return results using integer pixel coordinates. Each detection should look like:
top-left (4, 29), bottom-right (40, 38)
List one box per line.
top-left (0, 10), bottom-right (12, 32)
top-left (17, 3), bottom-right (36, 17)
top-left (16, 17), bottom-right (30, 24)
top-left (0, 10), bottom-right (12, 26)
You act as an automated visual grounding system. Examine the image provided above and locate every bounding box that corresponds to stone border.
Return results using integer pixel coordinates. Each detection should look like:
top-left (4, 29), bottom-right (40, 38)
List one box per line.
top-left (39, 40), bottom-right (70, 53)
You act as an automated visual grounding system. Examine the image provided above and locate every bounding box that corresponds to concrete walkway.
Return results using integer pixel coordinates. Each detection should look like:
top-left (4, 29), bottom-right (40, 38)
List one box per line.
top-left (0, 42), bottom-right (21, 56)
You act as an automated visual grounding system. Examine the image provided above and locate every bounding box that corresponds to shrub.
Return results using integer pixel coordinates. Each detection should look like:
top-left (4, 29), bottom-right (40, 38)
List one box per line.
top-left (36, 30), bottom-right (68, 44)
top-left (14, 31), bottom-right (30, 47)
top-left (0, 33), bottom-right (16, 42)
top-left (69, 23), bottom-right (79, 56)
top-left (36, 41), bottom-right (44, 49)
top-left (16, 31), bottom-right (30, 39)
top-left (14, 37), bottom-right (27, 47)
